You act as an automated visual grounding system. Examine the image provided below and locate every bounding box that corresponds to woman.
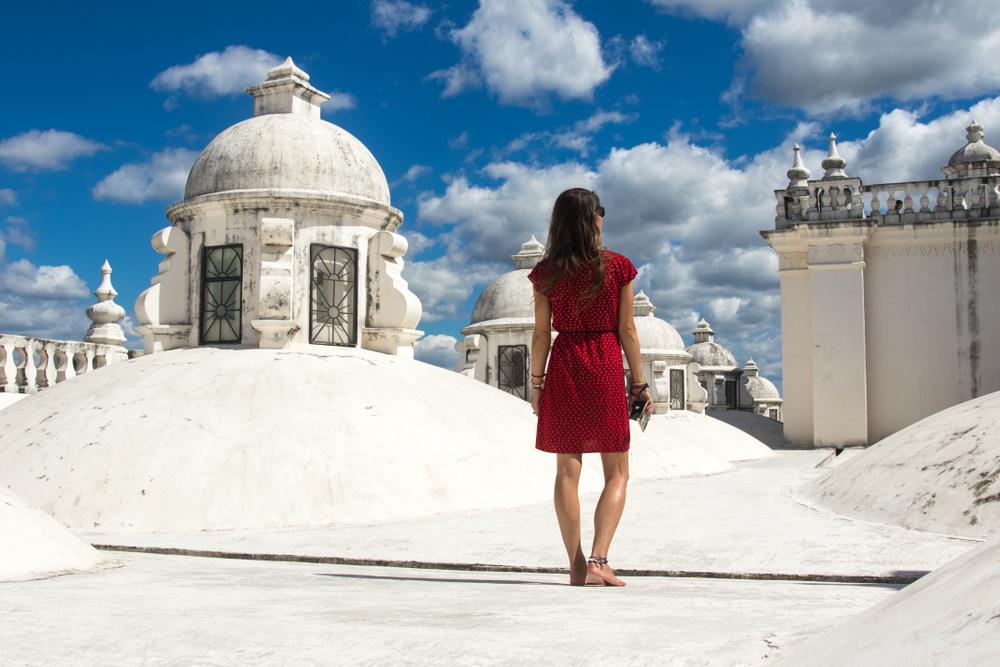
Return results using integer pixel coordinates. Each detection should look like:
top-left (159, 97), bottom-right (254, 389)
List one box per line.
top-left (527, 188), bottom-right (653, 587)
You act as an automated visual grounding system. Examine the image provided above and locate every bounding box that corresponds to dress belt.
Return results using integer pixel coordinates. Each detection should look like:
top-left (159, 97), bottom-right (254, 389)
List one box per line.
top-left (555, 329), bottom-right (617, 333)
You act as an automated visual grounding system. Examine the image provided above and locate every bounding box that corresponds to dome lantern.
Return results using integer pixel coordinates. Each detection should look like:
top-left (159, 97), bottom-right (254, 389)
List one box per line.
top-left (633, 290), bottom-right (656, 317)
top-left (943, 120), bottom-right (1000, 178)
top-left (692, 318), bottom-right (715, 343)
top-left (247, 57), bottom-right (331, 119)
top-left (511, 235), bottom-right (544, 269)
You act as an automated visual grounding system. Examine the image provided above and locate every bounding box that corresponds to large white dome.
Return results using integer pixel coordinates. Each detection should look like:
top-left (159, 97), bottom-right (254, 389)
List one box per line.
top-left (0, 345), bottom-right (770, 534)
top-left (184, 114), bottom-right (390, 204)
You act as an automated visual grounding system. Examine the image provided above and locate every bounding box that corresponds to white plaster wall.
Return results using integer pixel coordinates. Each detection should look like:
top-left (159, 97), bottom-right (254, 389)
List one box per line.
top-left (809, 264), bottom-right (868, 447)
top-left (865, 224), bottom-right (1000, 443)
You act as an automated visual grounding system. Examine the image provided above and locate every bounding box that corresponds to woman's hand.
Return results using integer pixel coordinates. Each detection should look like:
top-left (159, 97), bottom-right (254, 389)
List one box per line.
top-left (628, 387), bottom-right (654, 416)
top-left (531, 386), bottom-right (542, 416)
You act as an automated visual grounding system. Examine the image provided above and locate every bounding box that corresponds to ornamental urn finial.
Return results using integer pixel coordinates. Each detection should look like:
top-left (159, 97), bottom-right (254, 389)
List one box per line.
top-left (966, 120), bottom-right (985, 144)
top-left (821, 132), bottom-right (848, 179)
top-left (786, 143), bottom-right (811, 189)
top-left (85, 260), bottom-right (127, 347)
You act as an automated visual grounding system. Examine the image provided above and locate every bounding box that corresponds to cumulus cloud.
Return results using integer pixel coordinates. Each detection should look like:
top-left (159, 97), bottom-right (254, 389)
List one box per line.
top-left (0, 259), bottom-right (89, 300)
top-left (92, 148), bottom-right (198, 204)
top-left (151, 46), bottom-right (282, 99)
top-left (405, 253), bottom-right (502, 322)
top-left (0, 130), bottom-right (105, 172)
top-left (413, 333), bottom-right (459, 369)
top-left (0, 188), bottom-right (16, 205)
top-left (372, 0), bottom-right (431, 37)
top-left (432, 0), bottom-right (614, 107)
top-left (323, 92), bottom-right (358, 112)
top-left (650, 0), bottom-right (1000, 116)
top-left (503, 110), bottom-right (638, 159)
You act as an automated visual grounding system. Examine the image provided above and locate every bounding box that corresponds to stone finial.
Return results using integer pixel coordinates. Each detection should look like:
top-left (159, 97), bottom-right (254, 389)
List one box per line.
top-left (786, 143), bottom-right (811, 190)
top-left (267, 57), bottom-right (310, 82)
top-left (743, 358), bottom-right (760, 376)
top-left (512, 235), bottom-right (545, 269)
top-left (966, 120), bottom-right (985, 144)
top-left (85, 260), bottom-right (127, 347)
top-left (633, 290), bottom-right (655, 316)
top-left (821, 132), bottom-right (848, 179)
top-left (693, 318), bottom-right (715, 343)
top-left (246, 56), bottom-right (331, 119)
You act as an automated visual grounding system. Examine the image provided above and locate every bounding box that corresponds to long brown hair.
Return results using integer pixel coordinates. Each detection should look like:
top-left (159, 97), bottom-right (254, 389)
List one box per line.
top-left (536, 188), bottom-right (606, 312)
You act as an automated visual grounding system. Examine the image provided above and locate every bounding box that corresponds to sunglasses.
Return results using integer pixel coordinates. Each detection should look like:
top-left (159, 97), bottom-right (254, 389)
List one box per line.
top-left (597, 205), bottom-right (606, 217)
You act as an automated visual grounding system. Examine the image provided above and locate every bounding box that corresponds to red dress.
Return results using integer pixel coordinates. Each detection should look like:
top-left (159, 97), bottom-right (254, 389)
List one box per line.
top-left (527, 249), bottom-right (638, 454)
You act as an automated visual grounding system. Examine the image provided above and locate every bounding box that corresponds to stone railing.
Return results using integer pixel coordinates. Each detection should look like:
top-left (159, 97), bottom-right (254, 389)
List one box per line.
top-left (0, 334), bottom-right (129, 394)
top-left (777, 177), bottom-right (1000, 227)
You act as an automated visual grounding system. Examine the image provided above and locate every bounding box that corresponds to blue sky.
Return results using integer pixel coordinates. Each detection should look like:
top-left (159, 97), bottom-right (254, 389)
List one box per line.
top-left (3, 0), bottom-right (1000, 388)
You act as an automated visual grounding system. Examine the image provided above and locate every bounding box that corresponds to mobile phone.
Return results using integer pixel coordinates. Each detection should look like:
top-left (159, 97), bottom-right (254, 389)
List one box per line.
top-left (629, 398), bottom-right (647, 420)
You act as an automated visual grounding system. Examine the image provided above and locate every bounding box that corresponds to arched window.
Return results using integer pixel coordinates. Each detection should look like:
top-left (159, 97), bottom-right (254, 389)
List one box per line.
top-left (200, 244), bottom-right (243, 344)
top-left (310, 245), bottom-right (358, 346)
top-left (497, 345), bottom-right (528, 400)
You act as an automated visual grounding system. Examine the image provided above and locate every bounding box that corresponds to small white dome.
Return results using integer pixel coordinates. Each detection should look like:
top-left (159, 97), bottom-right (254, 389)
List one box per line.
top-left (185, 114), bottom-right (390, 203)
top-left (632, 291), bottom-right (687, 354)
top-left (687, 341), bottom-right (738, 368)
top-left (744, 375), bottom-right (781, 401)
top-left (948, 121), bottom-right (1000, 166)
top-left (470, 269), bottom-right (535, 324)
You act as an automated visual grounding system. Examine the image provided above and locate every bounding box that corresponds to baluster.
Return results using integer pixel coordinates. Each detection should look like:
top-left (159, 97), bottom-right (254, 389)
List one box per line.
top-left (35, 341), bottom-right (57, 390)
top-left (93, 352), bottom-right (107, 369)
top-left (902, 192), bottom-right (914, 213)
top-left (0, 340), bottom-right (17, 393)
top-left (830, 187), bottom-right (840, 210)
top-left (84, 349), bottom-right (96, 372)
top-left (820, 189), bottom-right (831, 210)
top-left (919, 191), bottom-right (930, 213)
top-left (16, 345), bottom-right (37, 393)
top-left (841, 188), bottom-right (851, 209)
top-left (55, 346), bottom-right (75, 383)
top-left (936, 189), bottom-right (950, 212)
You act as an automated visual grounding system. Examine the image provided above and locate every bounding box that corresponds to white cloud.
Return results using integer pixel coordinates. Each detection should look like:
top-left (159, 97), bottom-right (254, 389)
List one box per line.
top-left (405, 254), bottom-right (500, 322)
top-left (0, 130), bottom-right (105, 172)
top-left (92, 148), bottom-right (198, 204)
top-left (392, 164), bottom-right (432, 187)
top-left (0, 188), bottom-right (15, 205)
top-left (433, 0), bottom-right (614, 106)
top-left (150, 45), bottom-right (282, 99)
top-left (504, 109), bottom-right (637, 158)
top-left (629, 34), bottom-right (664, 69)
top-left (2, 216), bottom-right (35, 252)
top-left (324, 92), bottom-right (358, 112)
top-left (413, 333), bottom-right (459, 369)
top-left (0, 237), bottom-right (5, 263)
top-left (650, 0), bottom-right (1000, 116)
top-left (372, 0), bottom-right (431, 37)
top-left (449, 131), bottom-right (470, 149)
top-left (0, 259), bottom-right (89, 300)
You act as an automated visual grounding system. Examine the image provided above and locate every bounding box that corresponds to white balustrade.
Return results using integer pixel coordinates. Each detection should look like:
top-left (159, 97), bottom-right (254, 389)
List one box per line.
top-left (0, 334), bottom-right (127, 395)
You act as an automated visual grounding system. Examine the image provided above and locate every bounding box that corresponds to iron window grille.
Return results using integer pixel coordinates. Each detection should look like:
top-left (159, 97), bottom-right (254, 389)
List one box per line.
top-left (310, 244), bottom-right (358, 347)
top-left (200, 244), bottom-right (243, 344)
top-left (497, 344), bottom-right (528, 400)
top-left (669, 368), bottom-right (685, 410)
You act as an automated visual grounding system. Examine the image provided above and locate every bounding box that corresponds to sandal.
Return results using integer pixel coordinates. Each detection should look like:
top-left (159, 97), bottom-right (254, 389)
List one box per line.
top-left (585, 556), bottom-right (626, 587)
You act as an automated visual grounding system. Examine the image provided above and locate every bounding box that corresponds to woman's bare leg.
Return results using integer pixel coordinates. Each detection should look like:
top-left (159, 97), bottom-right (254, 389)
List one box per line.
top-left (554, 453), bottom-right (587, 584)
top-left (589, 451), bottom-right (629, 584)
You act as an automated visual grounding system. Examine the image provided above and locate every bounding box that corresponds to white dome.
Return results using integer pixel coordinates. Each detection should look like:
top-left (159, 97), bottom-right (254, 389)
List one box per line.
top-left (184, 114), bottom-right (390, 204)
top-left (470, 269), bottom-right (535, 324)
top-left (744, 375), bottom-right (780, 401)
top-left (0, 345), bottom-right (761, 534)
top-left (635, 315), bottom-right (686, 352)
top-left (686, 341), bottom-right (738, 368)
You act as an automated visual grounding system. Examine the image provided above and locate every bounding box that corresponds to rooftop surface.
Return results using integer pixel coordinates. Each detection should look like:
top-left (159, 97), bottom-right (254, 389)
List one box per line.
top-left (1, 451), bottom-right (985, 665)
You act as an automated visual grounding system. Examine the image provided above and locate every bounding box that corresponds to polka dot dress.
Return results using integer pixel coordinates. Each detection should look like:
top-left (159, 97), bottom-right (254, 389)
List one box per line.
top-left (527, 249), bottom-right (638, 454)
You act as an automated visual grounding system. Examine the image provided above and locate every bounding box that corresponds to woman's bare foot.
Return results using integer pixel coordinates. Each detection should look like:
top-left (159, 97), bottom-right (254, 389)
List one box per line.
top-left (585, 556), bottom-right (626, 587)
top-left (569, 552), bottom-right (588, 586)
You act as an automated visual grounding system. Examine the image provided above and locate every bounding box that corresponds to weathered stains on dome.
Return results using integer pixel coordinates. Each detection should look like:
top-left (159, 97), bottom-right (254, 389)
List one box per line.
top-left (686, 341), bottom-right (738, 369)
top-left (470, 269), bottom-right (535, 324)
top-left (184, 114), bottom-right (391, 204)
